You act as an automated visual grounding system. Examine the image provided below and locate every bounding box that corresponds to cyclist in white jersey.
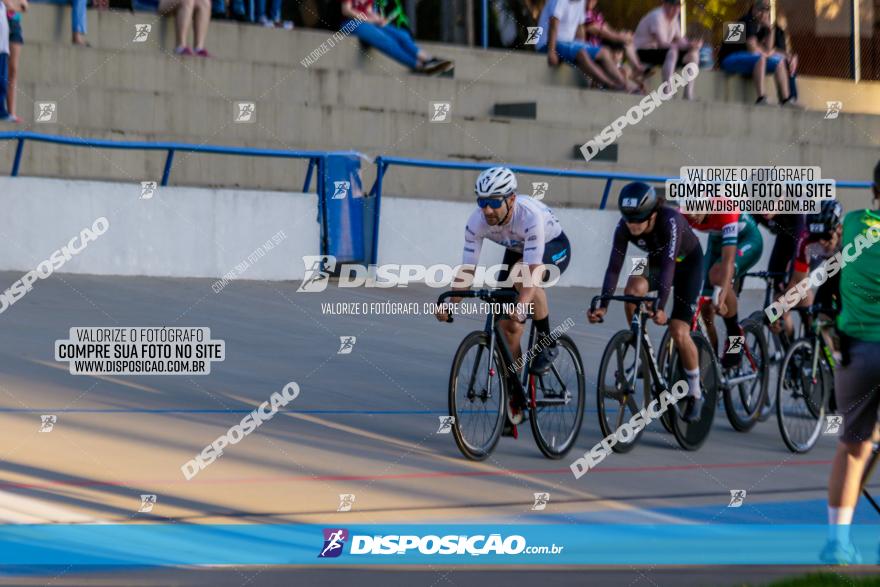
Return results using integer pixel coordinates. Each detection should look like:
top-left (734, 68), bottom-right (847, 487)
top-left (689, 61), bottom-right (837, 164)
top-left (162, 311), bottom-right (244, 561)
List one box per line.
top-left (436, 167), bottom-right (572, 375)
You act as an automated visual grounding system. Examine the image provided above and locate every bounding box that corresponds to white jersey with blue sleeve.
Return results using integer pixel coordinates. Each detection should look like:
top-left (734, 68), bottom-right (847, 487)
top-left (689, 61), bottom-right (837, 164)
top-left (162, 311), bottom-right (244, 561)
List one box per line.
top-left (462, 196), bottom-right (563, 266)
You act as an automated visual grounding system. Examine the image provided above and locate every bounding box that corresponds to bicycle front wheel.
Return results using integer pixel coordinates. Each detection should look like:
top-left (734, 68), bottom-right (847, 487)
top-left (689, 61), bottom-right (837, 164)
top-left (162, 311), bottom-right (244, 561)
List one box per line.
top-left (723, 318), bottom-right (769, 432)
top-left (596, 329), bottom-right (651, 454)
top-left (529, 334), bottom-right (586, 459)
top-left (669, 332), bottom-right (720, 451)
top-left (776, 338), bottom-right (826, 453)
top-left (448, 331), bottom-right (506, 461)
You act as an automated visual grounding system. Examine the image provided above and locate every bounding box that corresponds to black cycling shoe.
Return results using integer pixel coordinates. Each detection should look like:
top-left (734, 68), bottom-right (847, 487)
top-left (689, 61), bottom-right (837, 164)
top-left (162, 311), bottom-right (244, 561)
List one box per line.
top-left (682, 395), bottom-right (705, 423)
top-left (529, 343), bottom-right (559, 375)
top-left (501, 420), bottom-right (517, 438)
top-left (721, 327), bottom-right (745, 370)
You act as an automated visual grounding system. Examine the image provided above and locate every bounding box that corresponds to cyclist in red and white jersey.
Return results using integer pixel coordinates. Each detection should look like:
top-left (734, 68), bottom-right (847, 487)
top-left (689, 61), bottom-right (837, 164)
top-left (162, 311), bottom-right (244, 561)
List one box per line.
top-left (682, 210), bottom-right (763, 369)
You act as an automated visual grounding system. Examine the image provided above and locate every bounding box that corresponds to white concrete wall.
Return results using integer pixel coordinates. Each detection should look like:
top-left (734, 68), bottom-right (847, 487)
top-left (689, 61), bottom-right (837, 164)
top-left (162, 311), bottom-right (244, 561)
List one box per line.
top-left (0, 178), bottom-right (773, 287)
top-left (0, 177), bottom-right (319, 280)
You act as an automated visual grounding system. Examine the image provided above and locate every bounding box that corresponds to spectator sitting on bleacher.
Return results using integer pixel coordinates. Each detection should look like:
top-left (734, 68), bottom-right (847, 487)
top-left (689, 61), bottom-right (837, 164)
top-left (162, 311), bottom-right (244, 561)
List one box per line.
top-left (633, 0), bottom-right (701, 100)
top-left (773, 10), bottom-right (798, 104)
top-left (257, 0), bottom-right (291, 29)
top-left (342, 0), bottom-right (453, 75)
top-left (5, 6), bottom-right (22, 122)
top-left (537, 0), bottom-right (638, 93)
top-left (153, 0), bottom-right (212, 56)
top-left (0, 0), bottom-right (25, 122)
top-left (584, 0), bottom-right (647, 87)
top-left (717, 0), bottom-right (795, 106)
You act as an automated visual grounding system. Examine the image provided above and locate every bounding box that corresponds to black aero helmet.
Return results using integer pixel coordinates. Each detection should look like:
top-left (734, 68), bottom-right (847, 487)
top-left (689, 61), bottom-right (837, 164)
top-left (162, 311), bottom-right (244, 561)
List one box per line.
top-left (806, 200), bottom-right (843, 235)
top-left (618, 182), bottom-right (659, 222)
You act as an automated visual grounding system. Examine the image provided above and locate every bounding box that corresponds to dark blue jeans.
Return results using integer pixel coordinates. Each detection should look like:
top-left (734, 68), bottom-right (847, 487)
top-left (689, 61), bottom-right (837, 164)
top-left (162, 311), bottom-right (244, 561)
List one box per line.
top-left (0, 53), bottom-right (8, 119)
top-left (348, 21), bottom-right (420, 69)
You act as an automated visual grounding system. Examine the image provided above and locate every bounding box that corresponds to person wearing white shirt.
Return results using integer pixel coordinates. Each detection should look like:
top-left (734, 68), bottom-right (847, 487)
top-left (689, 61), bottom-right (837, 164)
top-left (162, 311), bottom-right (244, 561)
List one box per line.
top-left (536, 0), bottom-right (637, 93)
top-left (633, 0), bottom-right (702, 100)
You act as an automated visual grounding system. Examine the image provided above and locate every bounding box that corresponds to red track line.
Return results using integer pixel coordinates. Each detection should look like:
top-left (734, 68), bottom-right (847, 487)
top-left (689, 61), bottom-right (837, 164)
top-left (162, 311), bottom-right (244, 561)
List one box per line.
top-left (0, 459), bottom-right (832, 489)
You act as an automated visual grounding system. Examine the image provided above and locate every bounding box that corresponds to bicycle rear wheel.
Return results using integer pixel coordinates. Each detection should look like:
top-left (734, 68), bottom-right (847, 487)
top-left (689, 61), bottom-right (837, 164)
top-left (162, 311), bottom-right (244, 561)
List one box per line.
top-left (776, 338), bottom-right (826, 453)
top-left (596, 330), bottom-right (651, 454)
top-left (722, 318), bottom-right (769, 432)
top-left (448, 331), bottom-right (506, 460)
top-left (668, 332), bottom-right (720, 451)
top-left (529, 334), bottom-right (586, 459)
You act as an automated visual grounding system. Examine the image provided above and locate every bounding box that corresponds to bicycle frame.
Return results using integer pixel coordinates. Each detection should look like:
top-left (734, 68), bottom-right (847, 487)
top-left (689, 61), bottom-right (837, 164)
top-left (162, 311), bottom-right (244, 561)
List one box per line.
top-left (690, 295), bottom-right (759, 387)
top-left (626, 303), bottom-right (670, 399)
top-left (460, 296), bottom-right (572, 414)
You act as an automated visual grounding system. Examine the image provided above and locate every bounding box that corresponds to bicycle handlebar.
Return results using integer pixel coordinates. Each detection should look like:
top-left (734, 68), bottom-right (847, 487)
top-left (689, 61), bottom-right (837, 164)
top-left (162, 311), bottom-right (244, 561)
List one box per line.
top-left (588, 294), bottom-right (658, 323)
top-left (436, 289), bottom-right (520, 323)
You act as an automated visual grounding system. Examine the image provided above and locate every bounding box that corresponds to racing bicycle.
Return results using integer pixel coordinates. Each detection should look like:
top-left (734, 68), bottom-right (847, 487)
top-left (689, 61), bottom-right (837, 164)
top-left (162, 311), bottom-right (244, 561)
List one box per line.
top-left (438, 289), bottom-right (586, 460)
top-left (742, 271), bottom-right (807, 422)
top-left (658, 290), bottom-right (769, 432)
top-left (590, 294), bottom-right (719, 451)
top-left (776, 304), bottom-right (839, 453)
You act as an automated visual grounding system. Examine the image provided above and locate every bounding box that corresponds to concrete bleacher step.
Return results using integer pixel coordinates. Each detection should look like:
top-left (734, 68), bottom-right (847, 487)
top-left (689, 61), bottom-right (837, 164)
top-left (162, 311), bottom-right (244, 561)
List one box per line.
top-left (5, 3), bottom-right (879, 209)
top-left (18, 40), bottom-right (880, 151)
top-left (17, 42), bottom-right (880, 152)
top-left (14, 78), bottom-right (878, 177)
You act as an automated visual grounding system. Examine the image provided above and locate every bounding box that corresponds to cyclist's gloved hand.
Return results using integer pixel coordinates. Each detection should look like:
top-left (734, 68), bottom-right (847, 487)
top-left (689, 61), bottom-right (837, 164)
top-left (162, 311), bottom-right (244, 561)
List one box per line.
top-left (652, 309), bottom-right (668, 326)
top-left (587, 307), bottom-right (606, 324)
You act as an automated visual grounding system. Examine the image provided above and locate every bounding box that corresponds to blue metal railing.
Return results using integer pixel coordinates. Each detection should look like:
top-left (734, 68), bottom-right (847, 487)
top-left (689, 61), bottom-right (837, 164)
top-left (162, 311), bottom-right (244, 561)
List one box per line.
top-left (0, 131), bottom-right (339, 192)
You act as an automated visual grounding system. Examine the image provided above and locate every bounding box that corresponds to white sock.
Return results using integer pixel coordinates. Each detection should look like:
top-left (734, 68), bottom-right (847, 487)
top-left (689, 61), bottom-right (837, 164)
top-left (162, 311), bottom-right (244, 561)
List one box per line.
top-left (827, 506), bottom-right (854, 542)
top-left (685, 368), bottom-right (701, 399)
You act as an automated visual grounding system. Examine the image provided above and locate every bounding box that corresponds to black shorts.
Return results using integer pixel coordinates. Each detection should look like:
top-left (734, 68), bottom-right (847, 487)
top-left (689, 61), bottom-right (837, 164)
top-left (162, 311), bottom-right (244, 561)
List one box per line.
top-left (498, 232), bottom-right (571, 283)
top-left (637, 48), bottom-right (686, 68)
top-left (9, 18), bottom-right (23, 45)
top-left (646, 250), bottom-right (703, 324)
top-left (767, 230), bottom-right (799, 294)
top-left (834, 339), bottom-right (880, 443)
top-left (814, 269), bottom-right (841, 316)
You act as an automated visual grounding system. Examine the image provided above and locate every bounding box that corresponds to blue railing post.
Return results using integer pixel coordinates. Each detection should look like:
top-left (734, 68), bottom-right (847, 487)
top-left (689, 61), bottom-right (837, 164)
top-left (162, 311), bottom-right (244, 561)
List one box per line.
top-left (370, 159), bottom-right (387, 265)
top-left (482, 0), bottom-right (488, 49)
top-left (600, 178), bottom-right (613, 210)
top-left (11, 138), bottom-right (24, 177)
top-left (303, 157), bottom-right (316, 192)
top-left (161, 150), bottom-right (175, 186)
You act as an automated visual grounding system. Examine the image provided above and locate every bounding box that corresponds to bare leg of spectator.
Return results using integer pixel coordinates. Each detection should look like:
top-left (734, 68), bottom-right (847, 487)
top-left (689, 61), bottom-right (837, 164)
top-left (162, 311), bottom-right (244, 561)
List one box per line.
top-left (160, 0), bottom-right (196, 52)
top-left (573, 49), bottom-right (618, 90)
top-left (774, 58), bottom-right (791, 102)
top-left (193, 0), bottom-right (212, 52)
top-left (662, 46), bottom-right (678, 87)
top-left (682, 48), bottom-right (699, 100)
top-left (594, 47), bottom-right (635, 92)
top-left (752, 53), bottom-right (767, 100)
top-left (623, 44), bottom-right (646, 76)
top-left (8, 42), bottom-right (20, 119)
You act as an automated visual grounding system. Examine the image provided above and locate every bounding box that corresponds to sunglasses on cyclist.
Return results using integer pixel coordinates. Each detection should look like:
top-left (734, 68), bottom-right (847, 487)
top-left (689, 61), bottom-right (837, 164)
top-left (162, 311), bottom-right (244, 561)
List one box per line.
top-left (477, 196), bottom-right (509, 209)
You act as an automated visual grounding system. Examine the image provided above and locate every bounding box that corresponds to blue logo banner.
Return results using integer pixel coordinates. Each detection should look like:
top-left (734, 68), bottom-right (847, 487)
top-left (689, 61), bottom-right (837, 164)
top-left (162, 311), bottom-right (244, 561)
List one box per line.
top-left (0, 524), bottom-right (877, 566)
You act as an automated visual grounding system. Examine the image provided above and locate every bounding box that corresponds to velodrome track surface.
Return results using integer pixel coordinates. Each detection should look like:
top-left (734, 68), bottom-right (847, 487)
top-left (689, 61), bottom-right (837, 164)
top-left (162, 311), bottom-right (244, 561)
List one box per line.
top-left (0, 271), bottom-right (877, 585)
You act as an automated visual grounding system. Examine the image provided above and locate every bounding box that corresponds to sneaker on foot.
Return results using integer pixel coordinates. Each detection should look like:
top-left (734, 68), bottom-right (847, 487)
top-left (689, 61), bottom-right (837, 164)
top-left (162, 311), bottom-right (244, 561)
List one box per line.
top-left (529, 342), bottom-right (559, 375)
top-left (174, 46), bottom-right (193, 56)
top-left (819, 539), bottom-right (862, 565)
top-left (682, 395), bottom-right (705, 423)
top-left (195, 48), bottom-right (212, 58)
top-left (722, 326), bottom-right (745, 370)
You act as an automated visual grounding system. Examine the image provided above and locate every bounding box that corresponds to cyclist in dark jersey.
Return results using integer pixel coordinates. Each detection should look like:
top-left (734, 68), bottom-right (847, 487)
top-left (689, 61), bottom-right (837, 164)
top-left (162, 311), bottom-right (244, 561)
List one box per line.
top-left (588, 182), bottom-right (706, 422)
top-left (753, 212), bottom-right (806, 337)
top-left (785, 201), bottom-right (843, 317)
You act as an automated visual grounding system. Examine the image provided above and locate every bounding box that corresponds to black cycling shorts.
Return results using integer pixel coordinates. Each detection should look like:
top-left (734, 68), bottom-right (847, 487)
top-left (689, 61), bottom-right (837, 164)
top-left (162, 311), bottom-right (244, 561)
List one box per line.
top-left (498, 232), bottom-right (571, 284)
top-left (646, 250), bottom-right (703, 324)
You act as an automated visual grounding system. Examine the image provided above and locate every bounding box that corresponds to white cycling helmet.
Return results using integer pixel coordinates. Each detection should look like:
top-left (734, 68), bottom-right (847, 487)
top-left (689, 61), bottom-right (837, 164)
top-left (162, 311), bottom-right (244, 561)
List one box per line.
top-left (475, 166), bottom-right (518, 197)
